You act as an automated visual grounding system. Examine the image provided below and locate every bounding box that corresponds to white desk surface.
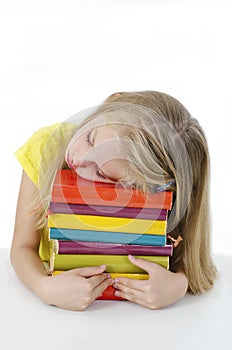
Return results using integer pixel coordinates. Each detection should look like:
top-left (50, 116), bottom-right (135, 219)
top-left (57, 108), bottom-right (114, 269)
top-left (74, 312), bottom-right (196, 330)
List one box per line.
top-left (0, 248), bottom-right (231, 350)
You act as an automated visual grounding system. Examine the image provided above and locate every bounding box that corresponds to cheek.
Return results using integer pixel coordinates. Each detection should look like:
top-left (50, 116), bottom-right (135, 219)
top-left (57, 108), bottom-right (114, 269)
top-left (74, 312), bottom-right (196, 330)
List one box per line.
top-left (68, 134), bottom-right (86, 156)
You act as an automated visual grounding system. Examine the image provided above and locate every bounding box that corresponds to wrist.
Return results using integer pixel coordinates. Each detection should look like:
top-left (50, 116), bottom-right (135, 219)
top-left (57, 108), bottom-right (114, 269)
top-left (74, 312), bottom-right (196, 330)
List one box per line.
top-left (175, 271), bottom-right (188, 298)
top-left (35, 275), bottom-right (53, 304)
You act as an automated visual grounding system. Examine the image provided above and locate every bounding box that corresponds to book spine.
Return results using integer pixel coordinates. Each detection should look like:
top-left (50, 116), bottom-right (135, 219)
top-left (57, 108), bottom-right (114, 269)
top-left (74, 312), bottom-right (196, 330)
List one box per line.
top-left (49, 202), bottom-right (168, 220)
top-left (52, 185), bottom-right (172, 209)
top-left (49, 228), bottom-right (167, 246)
top-left (53, 271), bottom-right (149, 280)
top-left (47, 213), bottom-right (167, 235)
top-left (56, 240), bottom-right (173, 256)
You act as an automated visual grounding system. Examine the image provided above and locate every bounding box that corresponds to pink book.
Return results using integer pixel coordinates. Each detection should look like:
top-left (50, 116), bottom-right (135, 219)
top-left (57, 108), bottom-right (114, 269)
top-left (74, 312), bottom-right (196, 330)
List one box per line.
top-left (56, 240), bottom-right (173, 256)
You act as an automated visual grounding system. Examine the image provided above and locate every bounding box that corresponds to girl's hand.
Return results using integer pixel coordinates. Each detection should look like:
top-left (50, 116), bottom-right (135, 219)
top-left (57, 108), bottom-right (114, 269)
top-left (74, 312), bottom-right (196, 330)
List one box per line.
top-left (40, 265), bottom-right (113, 311)
top-left (112, 255), bottom-right (188, 309)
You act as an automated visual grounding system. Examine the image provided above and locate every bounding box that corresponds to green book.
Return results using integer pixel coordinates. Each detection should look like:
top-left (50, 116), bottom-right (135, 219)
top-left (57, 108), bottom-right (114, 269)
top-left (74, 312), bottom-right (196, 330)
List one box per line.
top-left (50, 253), bottom-right (169, 273)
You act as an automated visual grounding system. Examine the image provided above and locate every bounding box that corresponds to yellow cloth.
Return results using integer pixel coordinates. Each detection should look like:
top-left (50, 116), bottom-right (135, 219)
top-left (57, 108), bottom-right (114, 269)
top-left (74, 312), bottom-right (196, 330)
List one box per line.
top-left (15, 122), bottom-right (77, 262)
top-left (15, 123), bottom-right (61, 186)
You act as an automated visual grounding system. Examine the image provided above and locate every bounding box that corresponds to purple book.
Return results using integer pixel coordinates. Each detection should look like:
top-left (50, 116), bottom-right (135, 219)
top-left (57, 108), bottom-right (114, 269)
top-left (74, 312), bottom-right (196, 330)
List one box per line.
top-left (56, 240), bottom-right (173, 256)
top-left (49, 202), bottom-right (168, 221)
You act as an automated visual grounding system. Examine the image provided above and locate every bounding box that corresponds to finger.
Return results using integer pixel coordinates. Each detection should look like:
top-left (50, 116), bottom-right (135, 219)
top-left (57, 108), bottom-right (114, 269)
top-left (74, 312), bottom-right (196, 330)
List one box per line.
top-left (87, 273), bottom-right (113, 289)
top-left (113, 282), bottom-right (144, 300)
top-left (92, 277), bottom-right (113, 300)
top-left (115, 289), bottom-right (153, 309)
top-left (128, 255), bottom-right (161, 275)
top-left (113, 277), bottom-right (147, 292)
top-left (73, 265), bottom-right (107, 278)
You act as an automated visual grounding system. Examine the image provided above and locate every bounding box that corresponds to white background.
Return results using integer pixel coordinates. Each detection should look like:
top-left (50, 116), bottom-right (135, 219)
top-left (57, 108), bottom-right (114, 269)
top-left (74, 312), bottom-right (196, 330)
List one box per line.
top-left (0, 0), bottom-right (231, 255)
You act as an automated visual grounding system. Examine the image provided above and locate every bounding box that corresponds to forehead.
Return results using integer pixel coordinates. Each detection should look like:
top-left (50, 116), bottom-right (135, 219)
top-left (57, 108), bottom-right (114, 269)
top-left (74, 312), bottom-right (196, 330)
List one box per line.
top-left (93, 125), bottom-right (129, 181)
top-left (94, 124), bottom-right (119, 140)
top-left (94, 124), bottom-right (125, 162)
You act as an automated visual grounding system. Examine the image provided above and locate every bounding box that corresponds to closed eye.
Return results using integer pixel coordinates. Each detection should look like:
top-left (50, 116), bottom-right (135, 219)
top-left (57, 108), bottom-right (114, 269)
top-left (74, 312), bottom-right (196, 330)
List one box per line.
top-left (87, 127), bottom-right (98, 147)
top-left (86, 131), bottom-right (93, 146)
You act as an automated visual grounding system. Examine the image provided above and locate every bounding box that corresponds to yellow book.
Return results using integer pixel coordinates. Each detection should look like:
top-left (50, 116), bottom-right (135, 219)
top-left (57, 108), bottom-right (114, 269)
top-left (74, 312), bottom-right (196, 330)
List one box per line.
top-left (52, 271), bottom-right (149, 279)
top-left (110, 273), bottom-right (149, 279)
top-left (50, 253), bottom-right (169, 273)
top-left (47, 213), bottom-right (166, 235)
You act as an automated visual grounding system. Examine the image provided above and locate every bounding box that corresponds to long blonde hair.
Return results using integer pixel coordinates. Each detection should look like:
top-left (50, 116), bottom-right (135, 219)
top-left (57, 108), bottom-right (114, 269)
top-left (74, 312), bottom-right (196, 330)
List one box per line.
top-left (101, 91), bottom-right (217, 294)
top-left (36, 90), bottom-right (217, 294)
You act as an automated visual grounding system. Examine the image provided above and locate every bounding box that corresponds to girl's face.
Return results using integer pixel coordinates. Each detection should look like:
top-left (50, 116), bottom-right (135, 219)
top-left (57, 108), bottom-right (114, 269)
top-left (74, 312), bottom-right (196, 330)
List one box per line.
top-left (65, 122), bottom-right (129, 183)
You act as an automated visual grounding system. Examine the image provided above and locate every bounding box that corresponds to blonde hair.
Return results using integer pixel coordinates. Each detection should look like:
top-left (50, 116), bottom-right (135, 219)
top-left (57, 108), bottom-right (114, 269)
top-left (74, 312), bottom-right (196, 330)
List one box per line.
top-left (34, 90), bottom-right (217, 295)
top-left (101, 91), bottom-right (217, 294)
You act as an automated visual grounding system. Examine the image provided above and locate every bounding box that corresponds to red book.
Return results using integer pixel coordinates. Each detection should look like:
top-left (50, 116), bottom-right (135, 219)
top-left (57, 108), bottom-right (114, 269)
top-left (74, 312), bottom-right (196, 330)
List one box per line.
top-left (51, 170), bottom-right (173, 209)
top-left (96, 286), bottom-right (125, 301)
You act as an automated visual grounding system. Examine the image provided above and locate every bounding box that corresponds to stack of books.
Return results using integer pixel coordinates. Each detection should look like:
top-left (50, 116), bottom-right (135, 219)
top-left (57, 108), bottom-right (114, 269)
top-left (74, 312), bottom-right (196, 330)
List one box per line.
top-left (48, 169), bottom-right (173, 300)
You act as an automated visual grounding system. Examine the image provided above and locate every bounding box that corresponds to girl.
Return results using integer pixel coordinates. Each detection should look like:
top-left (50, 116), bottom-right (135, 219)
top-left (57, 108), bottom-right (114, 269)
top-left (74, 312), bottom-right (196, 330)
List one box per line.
top-left (10, 91), bottom-right (217, 311)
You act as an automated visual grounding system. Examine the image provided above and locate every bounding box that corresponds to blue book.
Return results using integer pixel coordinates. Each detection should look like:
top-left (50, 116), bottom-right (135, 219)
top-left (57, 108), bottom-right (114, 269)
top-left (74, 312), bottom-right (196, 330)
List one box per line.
top-left (49, 228), bottom-right (166, 246)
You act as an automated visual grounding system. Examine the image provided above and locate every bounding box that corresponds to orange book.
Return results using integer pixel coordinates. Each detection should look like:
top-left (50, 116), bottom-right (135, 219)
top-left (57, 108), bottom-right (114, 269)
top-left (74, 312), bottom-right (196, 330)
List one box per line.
top-left (51, 169), bottom-right (173, 209)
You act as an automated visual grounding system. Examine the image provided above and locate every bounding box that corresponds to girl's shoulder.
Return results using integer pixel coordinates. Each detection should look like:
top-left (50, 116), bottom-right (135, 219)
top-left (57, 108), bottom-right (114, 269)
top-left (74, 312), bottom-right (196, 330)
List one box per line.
top-left (29, 122), bottom-right (73, 143)
top-left (15, 122), bottom-right (77, 186)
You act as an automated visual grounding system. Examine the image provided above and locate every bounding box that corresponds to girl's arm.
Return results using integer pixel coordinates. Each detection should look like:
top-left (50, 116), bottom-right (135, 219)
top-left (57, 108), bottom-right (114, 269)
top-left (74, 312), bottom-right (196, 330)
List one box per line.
top-left (10, 171), bottom-right (112, 311)
top-left (112, 255), bottom-right (188, 309)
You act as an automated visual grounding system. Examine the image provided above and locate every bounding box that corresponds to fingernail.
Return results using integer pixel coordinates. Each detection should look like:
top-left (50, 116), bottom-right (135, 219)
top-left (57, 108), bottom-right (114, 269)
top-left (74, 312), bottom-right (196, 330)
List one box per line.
top-left (115, 291), bottom-right (120, 297)
top-left (114, 278), bottom-right (119, 283)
